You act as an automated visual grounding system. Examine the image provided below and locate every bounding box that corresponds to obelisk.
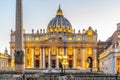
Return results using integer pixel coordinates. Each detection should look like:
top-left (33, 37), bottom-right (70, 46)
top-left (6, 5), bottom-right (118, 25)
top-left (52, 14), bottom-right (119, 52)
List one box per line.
top-left (15, 0), bottom-right (24, 73)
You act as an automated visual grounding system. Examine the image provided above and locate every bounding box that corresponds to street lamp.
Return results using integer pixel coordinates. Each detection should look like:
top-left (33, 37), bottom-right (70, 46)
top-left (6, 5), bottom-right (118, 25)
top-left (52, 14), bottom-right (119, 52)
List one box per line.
top-left (57, 52), bottom-right (68, 76)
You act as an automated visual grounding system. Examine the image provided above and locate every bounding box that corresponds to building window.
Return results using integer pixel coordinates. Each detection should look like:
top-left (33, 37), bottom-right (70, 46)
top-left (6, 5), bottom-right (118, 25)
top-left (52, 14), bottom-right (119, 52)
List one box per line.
top-left (35, 48), bottom-right (40, 55)
top-left (46, 37), bottom-right (48, 40)
top-left (88, 36), bottom-right (93, 40)
top-left (35, 36), bottom-right (40, 41)
top-left (77, 37), bottom-right (81, 41)
top-left (67, 47), bottom-right (73, 55)
top-left (68, 36), bottom-right (73, 41)
top-left (118, 34), bottom-right (120, 38)
top-left (51, 47), bottom-right (57, 55)
top-left (87, 48), bottom-right (92, 55)
top-left (27, 37), bottom-right (31, 41)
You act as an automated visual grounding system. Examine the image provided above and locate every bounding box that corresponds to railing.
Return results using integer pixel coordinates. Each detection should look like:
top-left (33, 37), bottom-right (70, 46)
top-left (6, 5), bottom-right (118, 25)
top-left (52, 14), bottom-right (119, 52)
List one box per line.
top-left (0, 75), bottom-right (120, 80)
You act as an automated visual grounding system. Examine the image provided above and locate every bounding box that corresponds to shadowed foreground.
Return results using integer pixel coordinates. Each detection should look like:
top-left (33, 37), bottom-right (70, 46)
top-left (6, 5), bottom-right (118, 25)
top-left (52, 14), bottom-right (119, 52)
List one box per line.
top-left (0, 72), bottom-right (120, 80)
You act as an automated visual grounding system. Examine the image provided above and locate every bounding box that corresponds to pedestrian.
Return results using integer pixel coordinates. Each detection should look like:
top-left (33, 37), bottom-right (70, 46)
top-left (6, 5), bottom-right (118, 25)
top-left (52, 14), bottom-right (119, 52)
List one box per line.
top-left (22, 73), bottom-right (25, 80)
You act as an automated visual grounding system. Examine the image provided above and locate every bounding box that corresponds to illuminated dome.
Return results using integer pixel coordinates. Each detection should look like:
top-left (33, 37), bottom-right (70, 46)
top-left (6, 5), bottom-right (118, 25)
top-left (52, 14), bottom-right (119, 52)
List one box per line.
top-left (47, 5), bottom-right (73, 33)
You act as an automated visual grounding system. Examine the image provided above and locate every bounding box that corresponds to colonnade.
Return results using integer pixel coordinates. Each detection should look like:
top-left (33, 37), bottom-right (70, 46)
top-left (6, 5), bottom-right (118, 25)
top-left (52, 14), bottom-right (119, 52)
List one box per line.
top-left (25, 47), bottom-right (75, 69)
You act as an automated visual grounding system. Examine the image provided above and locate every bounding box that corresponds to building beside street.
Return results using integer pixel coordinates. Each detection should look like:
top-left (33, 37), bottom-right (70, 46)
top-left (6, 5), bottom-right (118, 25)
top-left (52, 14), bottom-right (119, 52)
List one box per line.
top-left (99, 23), bottom-right (120, 74)
top-left (0, 48), bottom-right (9, 71)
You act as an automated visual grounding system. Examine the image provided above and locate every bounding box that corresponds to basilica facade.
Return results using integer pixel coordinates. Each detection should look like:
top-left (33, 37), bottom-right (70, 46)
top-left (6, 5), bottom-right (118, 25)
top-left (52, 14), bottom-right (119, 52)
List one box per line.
top-left (10, 6), bottom-right (98, 71)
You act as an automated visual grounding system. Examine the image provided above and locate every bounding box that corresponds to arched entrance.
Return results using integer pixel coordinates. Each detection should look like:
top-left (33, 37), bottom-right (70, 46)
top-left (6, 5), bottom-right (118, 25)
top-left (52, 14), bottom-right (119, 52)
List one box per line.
top-left (87, 57), bottom-right (93, 69)
top-left (34, 48), bottom-right (40, 68)
top-left (68, 60), bottom-right (73, 68)
top-left (52, 59), bottom-right (56, 68)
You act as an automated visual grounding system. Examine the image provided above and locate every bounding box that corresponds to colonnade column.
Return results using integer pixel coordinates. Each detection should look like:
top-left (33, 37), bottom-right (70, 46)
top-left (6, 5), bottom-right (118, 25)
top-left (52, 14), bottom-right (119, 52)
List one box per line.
top-left (43, 47), bottom-right (45, 68)
top-left (40, 47), bottom-right (43, 68)
top-left (48, 48), bottom-right (51, 68)
top-left (73, 48), bottom-right (76, 68)
top-left (56, 48), bottom-right (59, 68)
top-left (93, 48), bottom-right (97, 71)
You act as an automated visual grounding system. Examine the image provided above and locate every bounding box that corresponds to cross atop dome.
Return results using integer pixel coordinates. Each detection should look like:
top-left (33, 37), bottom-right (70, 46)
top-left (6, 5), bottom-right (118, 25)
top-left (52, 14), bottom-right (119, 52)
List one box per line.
top-left (56, 4), bottom-right (63, 16)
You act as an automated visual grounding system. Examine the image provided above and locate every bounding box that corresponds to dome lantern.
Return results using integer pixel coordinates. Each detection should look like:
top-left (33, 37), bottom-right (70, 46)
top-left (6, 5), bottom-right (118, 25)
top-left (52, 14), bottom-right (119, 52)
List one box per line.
top-left (57, 5), bottom-right (63, 16)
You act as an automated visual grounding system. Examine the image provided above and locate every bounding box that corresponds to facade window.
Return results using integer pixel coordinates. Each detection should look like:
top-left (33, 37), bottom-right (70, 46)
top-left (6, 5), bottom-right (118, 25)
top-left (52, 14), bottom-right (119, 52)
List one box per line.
top-left (27, 37), bottom-right (31, 41)
top-left (45, 48), bottom-right (49, 55)
top-left (51, 47), bottom-right (57, 55)
top-left (88, 36), bottom-right (93, 41)
top-left (118, 34), bottom-right (120, 38)
top-left (68, 36), bottom-right (73, 41)
top-left (87, 48), bottom-right (92, 55)
top-left (77, 37), bottom-right (81, 41)
top-left (50, 28), bottom-right (53, 32)
top-left (46, 37), bottom-right (48, 40)
top-left (59, 28), bottom-right (62, 32)
top-left (67, 47), bottom-right (73, 55)
top-left (35, 48), bottom-right (40, 55)
top-left (35, 36), bottom-right (40, 41)
top-left (118, 40), bottom-right (120, 46)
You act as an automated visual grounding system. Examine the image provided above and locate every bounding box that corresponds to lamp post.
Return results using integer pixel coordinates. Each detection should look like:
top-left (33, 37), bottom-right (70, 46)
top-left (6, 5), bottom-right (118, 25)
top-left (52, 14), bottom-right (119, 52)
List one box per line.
top-left (57, 51), bottom-right (68, 76)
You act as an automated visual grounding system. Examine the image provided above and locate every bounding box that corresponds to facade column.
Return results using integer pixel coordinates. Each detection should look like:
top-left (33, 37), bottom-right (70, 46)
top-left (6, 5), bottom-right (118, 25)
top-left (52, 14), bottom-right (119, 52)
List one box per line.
top-left (93, 48), bottom-right (97, 71)
top-left (23, 48), bottom-right (25, 68)
top-left (40, 47), bottom-right (43, 68)
top-left (56, 48), bottom-right (59, 68)
top-left (48, 48), bottom-right (51, 68)
top-left (24, 48), bottom-right (27, 68)
top-left (43, 47), bottom-right (45, 68)
top-left (11, 48), bottom-right (15, 69)
top-left (63, 47), bottom-right (66, 69)
top-left (33, 47), bottom-right (35, 68)
top-left (81, 48), bottom-right (85, 69)
top-left (73, 48), bottom-right (76, 68)
top-left (65, 47), bottom-right (68, 68)
top-left (32, 47), bottom-right (34, 68)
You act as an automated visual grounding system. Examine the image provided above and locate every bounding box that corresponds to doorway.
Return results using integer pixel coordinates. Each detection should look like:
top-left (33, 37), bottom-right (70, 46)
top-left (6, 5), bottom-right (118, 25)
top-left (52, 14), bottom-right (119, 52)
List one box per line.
top-left (87, 57), bottom-right (93, 68)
